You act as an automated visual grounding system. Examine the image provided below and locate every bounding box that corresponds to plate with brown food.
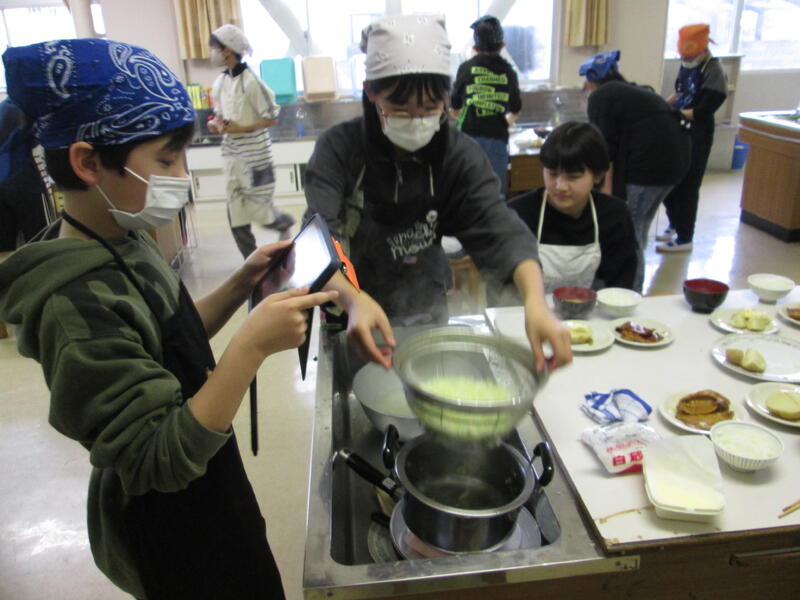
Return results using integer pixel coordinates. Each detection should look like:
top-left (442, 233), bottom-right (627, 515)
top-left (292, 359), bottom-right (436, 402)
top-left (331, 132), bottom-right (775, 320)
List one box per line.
top-left (610, 318), bottom-right (674, 348)
top-left (711, 334), bottom-right (800, 383)
top-left (660, 389), bottom-right (740, 434)
top-left (562, 320), bottom-right (614, 353)
top-left (745, 382), bottom-right (800, 428)
top-left (777, 302), bottom-right (800, 329)
top-left (709, 307), bottom-right (778, 335)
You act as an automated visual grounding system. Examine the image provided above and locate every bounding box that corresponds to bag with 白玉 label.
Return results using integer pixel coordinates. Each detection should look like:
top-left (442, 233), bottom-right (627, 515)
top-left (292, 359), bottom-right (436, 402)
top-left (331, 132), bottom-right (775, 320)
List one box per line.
top-left (581, 421), bottom-right (662, 474)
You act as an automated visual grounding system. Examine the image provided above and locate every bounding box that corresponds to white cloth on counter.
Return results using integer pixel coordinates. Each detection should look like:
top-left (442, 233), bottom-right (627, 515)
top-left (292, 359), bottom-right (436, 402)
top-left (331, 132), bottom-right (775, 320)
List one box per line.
top-left (582, 388), bottom-right (651, 424)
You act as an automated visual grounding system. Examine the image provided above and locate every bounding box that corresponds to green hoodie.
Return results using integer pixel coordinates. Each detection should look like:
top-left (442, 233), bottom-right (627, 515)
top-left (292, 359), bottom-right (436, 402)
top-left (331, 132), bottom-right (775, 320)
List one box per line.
top-left (0, 221), bottom-right (229, 597)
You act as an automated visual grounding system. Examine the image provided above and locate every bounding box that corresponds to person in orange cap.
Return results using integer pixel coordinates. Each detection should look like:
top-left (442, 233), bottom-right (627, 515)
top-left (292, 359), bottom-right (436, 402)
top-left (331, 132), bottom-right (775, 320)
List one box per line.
top-left (657, 23), bottom-right (727, 252)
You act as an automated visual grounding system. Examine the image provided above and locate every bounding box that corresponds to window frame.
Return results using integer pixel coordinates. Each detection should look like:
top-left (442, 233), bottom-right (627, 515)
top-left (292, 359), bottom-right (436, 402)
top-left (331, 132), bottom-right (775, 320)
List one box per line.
top-left (241, 0), bottom-right (559, 92)
top-left (664, 0), bottom-right (800, 72)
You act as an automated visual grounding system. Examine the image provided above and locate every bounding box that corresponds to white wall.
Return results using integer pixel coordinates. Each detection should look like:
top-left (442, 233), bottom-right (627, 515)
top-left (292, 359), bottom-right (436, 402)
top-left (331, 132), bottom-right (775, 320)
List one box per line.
top-left (99, 0), bottom-right (184, 81)
top-left (557, 0), bottom-right (669, 91)
top-left (733, 70), bottom-right (800, 122)
top-left (95, 0), bottom-right (800, 118)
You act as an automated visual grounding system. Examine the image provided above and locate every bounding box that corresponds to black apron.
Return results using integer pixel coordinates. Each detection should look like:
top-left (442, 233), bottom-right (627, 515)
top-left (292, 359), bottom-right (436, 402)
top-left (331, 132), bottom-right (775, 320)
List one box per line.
top-left (351, 160), bottom-right (450, 324)
top-left (61, 212), bottom-right (284, 600)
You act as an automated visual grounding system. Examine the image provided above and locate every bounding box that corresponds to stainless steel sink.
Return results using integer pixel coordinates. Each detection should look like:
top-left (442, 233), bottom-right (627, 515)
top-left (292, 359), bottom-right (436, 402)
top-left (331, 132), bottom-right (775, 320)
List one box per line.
top-left (303, 322), bottom-right (639, 599)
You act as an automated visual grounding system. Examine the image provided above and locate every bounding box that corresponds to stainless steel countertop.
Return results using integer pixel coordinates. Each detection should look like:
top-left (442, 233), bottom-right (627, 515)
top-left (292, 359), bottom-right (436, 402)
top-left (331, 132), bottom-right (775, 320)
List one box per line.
top-left (302, 321), bottom-right (638, 599)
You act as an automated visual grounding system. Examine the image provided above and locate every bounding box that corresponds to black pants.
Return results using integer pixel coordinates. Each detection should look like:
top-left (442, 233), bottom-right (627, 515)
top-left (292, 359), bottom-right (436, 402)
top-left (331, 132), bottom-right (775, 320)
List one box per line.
top-left (226, 206), bottom-right (257, 259)
top-left (663, 125), bottom-right (714, 243)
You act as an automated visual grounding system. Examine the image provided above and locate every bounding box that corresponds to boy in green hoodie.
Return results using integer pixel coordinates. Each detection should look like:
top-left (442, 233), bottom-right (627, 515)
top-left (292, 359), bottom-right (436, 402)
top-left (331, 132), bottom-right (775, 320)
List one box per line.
top-left (0, 39), bottom-right (341, 599)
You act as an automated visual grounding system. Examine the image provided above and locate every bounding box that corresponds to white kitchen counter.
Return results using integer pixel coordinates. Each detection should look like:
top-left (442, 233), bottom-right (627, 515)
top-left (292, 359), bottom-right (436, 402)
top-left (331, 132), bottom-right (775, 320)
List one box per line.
top-left (486, 288), bottom-right (800, 551)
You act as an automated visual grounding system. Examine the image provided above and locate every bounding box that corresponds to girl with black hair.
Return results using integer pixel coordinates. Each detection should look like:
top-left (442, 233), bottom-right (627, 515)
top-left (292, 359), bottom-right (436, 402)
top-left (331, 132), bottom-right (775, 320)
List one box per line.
top-left (509, 122), bottom-right (638, 292)
top-left (303, 14), bottom-right (571, 374)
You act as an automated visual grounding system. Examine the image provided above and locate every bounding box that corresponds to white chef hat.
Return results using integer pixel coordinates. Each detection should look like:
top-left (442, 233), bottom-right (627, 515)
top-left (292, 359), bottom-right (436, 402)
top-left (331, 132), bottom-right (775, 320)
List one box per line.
top-left (360, 14), bottom-right (451, 81)
top-left (212, 24), bottom-right (252, 56)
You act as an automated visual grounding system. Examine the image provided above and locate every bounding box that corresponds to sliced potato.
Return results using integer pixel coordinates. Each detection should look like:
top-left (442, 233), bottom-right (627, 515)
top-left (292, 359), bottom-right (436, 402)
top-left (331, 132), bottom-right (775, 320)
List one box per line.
top-left (730, 311), bottom-right (748, 329)
top-left (725, 348), bottom-right (744, 366)
top-left (729, 309), bottom-right (771, 332)
top-left (766, 391), bottom-right (800, 420)
top-left (741, 348), bottom-right (766, 373)
top-left (568, 323), bottom-right (593, 345)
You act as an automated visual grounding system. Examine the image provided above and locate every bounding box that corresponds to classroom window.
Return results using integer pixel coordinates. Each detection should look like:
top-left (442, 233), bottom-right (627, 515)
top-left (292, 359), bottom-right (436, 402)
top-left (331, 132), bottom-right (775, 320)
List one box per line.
top-left (241, 0), bottom-right (556, 92)
top-left (664, 0), bottom-right (800, 70)
top-left (0, 1), bottom-right (106, 90)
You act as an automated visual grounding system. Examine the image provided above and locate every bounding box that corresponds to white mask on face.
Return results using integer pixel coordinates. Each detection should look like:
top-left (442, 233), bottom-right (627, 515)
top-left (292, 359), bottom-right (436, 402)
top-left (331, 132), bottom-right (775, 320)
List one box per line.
top-left (380, 112), bottom-right (442, 152)
top-left (681, 56), bottom-right (704, 69)
top-left (98, 167), bottom-right (191, 231)
top-left (210, 47), bottom-right (226, 67)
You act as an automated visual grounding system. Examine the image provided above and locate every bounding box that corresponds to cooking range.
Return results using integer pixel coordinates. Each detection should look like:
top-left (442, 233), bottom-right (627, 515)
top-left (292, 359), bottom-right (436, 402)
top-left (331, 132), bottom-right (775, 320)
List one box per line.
top-left (329, 325), bottom-right (562, 566)
top-left (332, 422), bottom-right (561, 565)
top-left (305, 325), bottom-right (632, 599)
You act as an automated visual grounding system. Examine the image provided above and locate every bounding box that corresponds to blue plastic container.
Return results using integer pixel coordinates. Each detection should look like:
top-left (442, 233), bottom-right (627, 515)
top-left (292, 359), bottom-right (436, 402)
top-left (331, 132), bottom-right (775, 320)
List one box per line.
top-left (731, 135), bottom-right (749, 170)
top-left (260, 58), bottom-right (298, 104)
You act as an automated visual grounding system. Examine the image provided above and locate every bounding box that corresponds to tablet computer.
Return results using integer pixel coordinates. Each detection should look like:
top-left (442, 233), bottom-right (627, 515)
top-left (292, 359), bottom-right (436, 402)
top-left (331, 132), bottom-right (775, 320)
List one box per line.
top-left (252, 212), bottom-right (342, 306)
top-left (250, 213), bottom-right (342, 381)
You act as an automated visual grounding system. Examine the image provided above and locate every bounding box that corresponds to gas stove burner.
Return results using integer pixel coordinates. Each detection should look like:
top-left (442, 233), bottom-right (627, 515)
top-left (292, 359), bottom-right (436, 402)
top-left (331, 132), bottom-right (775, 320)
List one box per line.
top-left (367, 499), bottom-right (542, 563)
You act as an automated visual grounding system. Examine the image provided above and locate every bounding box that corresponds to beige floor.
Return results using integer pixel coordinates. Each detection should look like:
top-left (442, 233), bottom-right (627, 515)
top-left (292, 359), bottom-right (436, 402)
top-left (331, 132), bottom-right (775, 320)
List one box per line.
top-left (2, 170), bottom-right (799, 600)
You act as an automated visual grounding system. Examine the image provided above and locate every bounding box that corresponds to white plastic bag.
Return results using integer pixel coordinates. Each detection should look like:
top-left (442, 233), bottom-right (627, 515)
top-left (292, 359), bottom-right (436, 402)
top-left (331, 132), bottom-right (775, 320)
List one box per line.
top-left (581, 421), bottom-right (661, 474)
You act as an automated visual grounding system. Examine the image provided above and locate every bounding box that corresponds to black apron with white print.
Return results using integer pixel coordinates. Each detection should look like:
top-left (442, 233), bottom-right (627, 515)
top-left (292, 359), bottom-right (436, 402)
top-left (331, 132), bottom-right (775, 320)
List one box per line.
top-left (349, 158), bottom-right (450, 324)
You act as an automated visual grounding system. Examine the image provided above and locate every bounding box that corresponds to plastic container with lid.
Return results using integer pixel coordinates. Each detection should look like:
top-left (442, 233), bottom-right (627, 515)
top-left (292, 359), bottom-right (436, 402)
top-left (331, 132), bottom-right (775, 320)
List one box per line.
top-left (643, 436), bottom-right (725, 522)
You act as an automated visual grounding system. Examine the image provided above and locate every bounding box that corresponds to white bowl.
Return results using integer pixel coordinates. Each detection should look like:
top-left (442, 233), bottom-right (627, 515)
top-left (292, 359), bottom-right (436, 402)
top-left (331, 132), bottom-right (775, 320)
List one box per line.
top-left (596, 287), bottom-right (642, 317)
top-left (709, 421), bottom-right (783, 472)
top-left (747, 273), bottom-right (795, 303)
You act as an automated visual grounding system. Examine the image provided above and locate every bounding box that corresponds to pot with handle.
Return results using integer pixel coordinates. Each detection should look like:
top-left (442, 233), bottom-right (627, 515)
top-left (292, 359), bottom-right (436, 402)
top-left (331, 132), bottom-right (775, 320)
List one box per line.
top-left (392, 434), bottom-right (536, 552)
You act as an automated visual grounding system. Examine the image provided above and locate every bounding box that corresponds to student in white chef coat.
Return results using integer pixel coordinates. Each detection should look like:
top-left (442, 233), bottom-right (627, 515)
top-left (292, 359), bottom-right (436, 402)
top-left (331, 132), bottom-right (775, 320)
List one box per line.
top-left (209, 24), bottom-right (295, 258)
top-left (509, 122), bottom-right (638, 292)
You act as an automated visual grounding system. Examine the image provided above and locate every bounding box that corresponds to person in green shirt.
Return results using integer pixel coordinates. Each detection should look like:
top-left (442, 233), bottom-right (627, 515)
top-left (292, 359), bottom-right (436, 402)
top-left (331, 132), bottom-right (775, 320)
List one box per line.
top-left (0, 38), bottom-right (338, 599)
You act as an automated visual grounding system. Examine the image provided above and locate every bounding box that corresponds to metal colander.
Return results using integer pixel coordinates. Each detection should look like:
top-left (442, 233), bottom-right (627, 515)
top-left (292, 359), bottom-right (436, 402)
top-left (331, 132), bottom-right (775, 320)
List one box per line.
top-left (393, 327), bottom-right (542, 441)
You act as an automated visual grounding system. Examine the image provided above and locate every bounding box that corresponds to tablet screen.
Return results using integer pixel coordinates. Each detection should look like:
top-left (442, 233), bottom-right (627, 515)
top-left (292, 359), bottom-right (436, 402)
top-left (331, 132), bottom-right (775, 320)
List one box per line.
top-left (254, 214), bottom-right (340, 303)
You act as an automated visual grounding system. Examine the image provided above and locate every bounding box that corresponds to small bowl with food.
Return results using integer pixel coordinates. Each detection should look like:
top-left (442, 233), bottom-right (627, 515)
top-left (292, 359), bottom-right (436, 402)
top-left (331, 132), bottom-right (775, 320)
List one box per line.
top-left (747, 273), bottom-right (795, 303)
top-left (553, 286), bottom-right (597, 319)
top-left (710, 420), bottom-right (783, 472)
top-left (596, 287), bottom-right (642, 318)
top-left (683, 278), bottom-right (729, 313)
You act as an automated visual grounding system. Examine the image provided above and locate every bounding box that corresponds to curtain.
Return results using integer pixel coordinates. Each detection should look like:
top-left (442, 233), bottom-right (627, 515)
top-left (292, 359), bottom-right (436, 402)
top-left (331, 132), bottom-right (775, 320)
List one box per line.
top-left (566, 0), bottom-right (608, 47)
top-left (173, 0), bottom-right (242, 60)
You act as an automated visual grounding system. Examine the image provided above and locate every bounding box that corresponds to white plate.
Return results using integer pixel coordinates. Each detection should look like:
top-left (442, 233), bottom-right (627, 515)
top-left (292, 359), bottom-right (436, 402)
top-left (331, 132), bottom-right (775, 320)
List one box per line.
top-left (776, 303), bottom-right (800, 329)
top-left (711, 334), bottom-right (800, 383)
top-left (561, 320), bottom-right (614, 353)
top-left (709, 308), bottom-right (778, 335)
top-left (659, 391), bottom-right (741, 435)
top-left (744, 382), bottom-right (800, 428)
top-left (609, 317), bottom-right (675, 348)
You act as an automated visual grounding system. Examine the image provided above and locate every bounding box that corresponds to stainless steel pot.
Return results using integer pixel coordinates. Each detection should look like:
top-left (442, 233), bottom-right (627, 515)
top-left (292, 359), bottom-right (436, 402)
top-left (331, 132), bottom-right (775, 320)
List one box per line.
top-left (394, 436), bottom-right (535, 553)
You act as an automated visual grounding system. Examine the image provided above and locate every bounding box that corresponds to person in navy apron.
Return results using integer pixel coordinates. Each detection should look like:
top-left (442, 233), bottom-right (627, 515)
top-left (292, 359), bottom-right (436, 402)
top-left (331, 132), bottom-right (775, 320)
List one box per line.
top-left (509, 123), bottom-right (638, 293)
top-left (658, 24), bottom-right (727, 252)
top-left (0, 39), bottom-right (337, 599)
top-left (303, 15), bottom-right (572, 374)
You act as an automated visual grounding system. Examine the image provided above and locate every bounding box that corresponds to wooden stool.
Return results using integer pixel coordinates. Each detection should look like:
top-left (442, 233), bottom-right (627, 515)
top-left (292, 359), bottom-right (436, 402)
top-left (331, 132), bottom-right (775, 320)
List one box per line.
top-left (449, 254), bottom-right (481, 299)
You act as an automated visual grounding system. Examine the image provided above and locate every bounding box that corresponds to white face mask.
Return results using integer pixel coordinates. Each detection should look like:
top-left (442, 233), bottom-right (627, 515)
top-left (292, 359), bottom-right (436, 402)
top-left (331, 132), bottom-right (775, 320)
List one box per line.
top-left (98, 167), bottom-right (191, 231)
top-left (210, 47), bottom-right (226, 67)
top-left (380, 112), bottom-right (442, 152)
top-left (681, 56), bottom-right (704, 69)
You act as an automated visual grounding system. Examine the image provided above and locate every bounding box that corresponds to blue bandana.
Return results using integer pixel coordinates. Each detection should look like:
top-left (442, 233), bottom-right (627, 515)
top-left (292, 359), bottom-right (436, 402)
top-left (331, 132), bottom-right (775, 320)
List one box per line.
top-left (578, 50), bottom-right (621, 82)
top-left (1, 38), bottom-right (195, 182)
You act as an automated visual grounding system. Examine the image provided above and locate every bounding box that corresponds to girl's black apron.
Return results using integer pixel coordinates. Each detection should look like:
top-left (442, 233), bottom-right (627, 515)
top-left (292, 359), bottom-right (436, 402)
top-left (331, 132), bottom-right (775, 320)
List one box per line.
top-left (62, 212), bottom-right (284, 600)
top-left (349, 159), bottom-right (450, 324)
